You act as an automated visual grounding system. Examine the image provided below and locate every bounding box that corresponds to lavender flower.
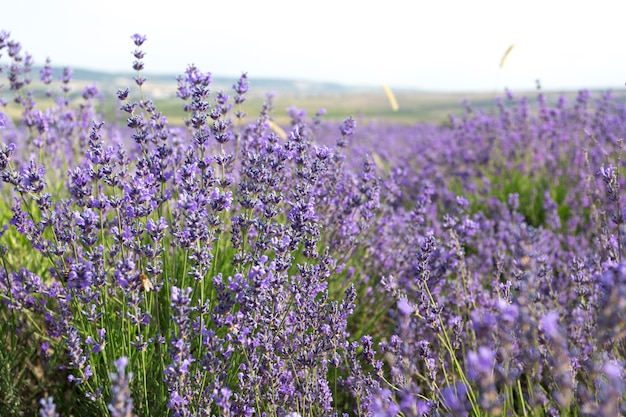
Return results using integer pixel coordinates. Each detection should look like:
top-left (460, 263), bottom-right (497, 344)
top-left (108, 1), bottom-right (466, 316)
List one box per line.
top-left (164, 286), bottom-right (195, 417)
top-left (108, 357), bottom-right (136, 417)
top-left (130, 33), bottom-right (147, 46)
top-left (38, 397), bottom-right (59, 417)
top-left (5, 27), bottom-right (626, 416)
top-left (337, 116), bottom-right (357, 147)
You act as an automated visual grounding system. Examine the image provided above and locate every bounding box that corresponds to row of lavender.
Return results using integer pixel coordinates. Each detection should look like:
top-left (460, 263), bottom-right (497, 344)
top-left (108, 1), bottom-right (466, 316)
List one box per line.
top-left (1, 31), bottom-right (625, 416)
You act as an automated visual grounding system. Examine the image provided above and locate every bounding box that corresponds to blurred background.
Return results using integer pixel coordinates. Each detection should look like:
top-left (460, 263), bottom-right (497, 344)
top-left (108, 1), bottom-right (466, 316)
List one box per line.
top-left (3, 0), bottom-right (626, 124)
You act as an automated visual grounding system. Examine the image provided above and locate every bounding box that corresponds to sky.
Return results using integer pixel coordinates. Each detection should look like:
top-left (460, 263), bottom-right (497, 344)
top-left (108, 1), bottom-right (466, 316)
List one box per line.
top-left (3, 0), bottom-right (626, 92)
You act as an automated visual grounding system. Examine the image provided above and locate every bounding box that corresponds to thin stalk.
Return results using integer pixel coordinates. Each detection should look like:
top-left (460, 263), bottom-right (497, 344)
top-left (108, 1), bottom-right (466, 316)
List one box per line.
top-left (0, 251), bottom-right (17, 349)
top-left (423, 283), bottom-right (480, 415)
top-left (141, 348), bottom-right (150, 417)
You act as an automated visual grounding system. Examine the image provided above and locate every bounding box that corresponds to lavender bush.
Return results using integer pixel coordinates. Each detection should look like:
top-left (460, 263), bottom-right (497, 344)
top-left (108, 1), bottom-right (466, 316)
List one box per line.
top-left (0, 30), bottom-right (625, 416)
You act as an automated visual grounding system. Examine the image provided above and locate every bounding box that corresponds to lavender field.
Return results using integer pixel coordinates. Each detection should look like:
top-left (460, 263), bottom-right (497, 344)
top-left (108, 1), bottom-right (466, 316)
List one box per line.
top-left (1, 31), bottom-right (626, 417)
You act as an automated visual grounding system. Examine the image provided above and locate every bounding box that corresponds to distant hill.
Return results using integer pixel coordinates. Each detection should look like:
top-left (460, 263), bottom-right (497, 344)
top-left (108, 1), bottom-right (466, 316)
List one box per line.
top-left (31, 66), bottom-right (377, 98)
top-left (19, 66), bottom-right (626, 126)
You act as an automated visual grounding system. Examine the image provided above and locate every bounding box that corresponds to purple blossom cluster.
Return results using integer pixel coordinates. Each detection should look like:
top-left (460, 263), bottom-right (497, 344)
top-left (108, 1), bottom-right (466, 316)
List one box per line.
top-left (323, 90), bottom-right (626, 415)
top-left (1, 30), bottom-right (626, 416)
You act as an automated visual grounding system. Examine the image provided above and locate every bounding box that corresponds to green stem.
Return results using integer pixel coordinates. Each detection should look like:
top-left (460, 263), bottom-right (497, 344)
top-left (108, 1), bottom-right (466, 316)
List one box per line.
top-left (423, 283), bottom-right (480, 415)
top-left (0, 251), bottom-right (17, 349)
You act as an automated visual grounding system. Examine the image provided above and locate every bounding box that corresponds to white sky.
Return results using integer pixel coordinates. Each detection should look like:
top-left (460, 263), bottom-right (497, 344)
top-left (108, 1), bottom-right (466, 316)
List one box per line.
top-left (3, 0), bottom-right (626, 92)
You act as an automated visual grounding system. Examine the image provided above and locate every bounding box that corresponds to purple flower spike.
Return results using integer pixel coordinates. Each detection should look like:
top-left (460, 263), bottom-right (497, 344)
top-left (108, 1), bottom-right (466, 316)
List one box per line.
top-left (38, 397), bottom-right (59, 417)
top-left (117, 88), bottom-right (130, 101)
top-left (82, 84), bottom-right (99, 100)
top-left (539, 311), bottom-right (561, 339)
top-left (337, 116), bottom-right (357, 147)
top-left (339, 116), bottom-right (357, 137)
top-left (0, 142), bottom-right (15, 170)
top-left (467, 346), bottom-right (496, 380)
top-left (0, 29), bottom-right (10, 48)
top-left (397, 298), bottom-right (414, 316)
top-left (233, 72), bottom-right (249, 106)
top-left (130, 33), bottom-right (147, 46)
top-left (40, 58), bottom-right (53, 85)
top-left (441, 383), bottom-right (469, 417)
top-left (108, 357), bottom-right (136, 417)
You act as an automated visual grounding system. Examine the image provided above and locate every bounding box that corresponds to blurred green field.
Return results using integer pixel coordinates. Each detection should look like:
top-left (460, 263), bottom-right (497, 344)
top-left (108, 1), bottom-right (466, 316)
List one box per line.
top-left (5, 67), bottom-right (626, 127)
top-left (94, 90), bottom-right (504, 127)
top-left (0, 86), bottom-right (520, 127)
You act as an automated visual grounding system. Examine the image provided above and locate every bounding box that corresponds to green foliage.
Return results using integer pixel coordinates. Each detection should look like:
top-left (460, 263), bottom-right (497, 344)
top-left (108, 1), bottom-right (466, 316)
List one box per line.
top-left (0, 306), bottom-right (47, 416)
top-left (0, 348), bottom-right (26, 417)
top-left (490, 168), bottom-right (549, 227)
top-left (450, 163), bottom-right (575, 232)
